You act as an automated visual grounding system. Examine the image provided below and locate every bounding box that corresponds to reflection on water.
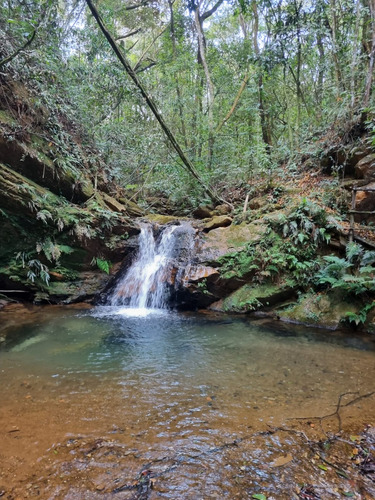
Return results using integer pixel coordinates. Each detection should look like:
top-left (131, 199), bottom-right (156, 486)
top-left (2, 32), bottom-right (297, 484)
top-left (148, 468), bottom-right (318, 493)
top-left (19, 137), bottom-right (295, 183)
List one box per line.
top-left (0, 305), bottom-right (374, 498)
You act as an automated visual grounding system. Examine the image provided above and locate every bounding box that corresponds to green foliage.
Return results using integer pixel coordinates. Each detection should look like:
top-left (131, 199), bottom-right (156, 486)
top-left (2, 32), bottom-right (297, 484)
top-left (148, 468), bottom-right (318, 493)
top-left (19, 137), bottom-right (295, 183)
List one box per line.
top-left (317, 244), bottom-right (375, 297)
top-left (269, 199), bottom-right (332, 245)
top-left (92, 257), bottom-right (111, 274)
top-left (220, 200), bottom-right (331, 287)
top-left (344, 302), bottom-right (375, 326)
top-left (14, 251), bottom-right (50, 287)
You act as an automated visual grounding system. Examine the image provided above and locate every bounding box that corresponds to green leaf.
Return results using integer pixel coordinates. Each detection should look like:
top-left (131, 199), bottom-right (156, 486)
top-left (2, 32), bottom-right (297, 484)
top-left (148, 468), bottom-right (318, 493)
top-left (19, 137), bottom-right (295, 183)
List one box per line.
top-left (342, 493), bottom-right (354, 498)
top-left (318, 464), bottom-right (328, 471)
top-left (96, 258), bottom-right (110, 274)
top-left (252, 495), bottom-right (267, 500)
top-left (336, 470), bottom-right (348, 478)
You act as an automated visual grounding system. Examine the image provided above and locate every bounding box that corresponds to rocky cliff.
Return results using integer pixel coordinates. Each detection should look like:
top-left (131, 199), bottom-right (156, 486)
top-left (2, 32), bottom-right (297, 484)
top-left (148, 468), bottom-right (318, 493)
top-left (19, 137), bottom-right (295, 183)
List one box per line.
top-left (0, 69), bottom-right (141, 304)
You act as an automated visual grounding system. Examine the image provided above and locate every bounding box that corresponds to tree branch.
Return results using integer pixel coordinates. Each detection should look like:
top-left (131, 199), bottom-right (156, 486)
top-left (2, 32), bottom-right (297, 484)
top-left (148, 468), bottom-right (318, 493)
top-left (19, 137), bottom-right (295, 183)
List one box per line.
top-left (133, 25), bottom-right (167, 72)
top-left (201, 0), bottom-right (225, 21)
top-left (124, 0), bottom-right (152, 11)
top-left (0, 30), bottom-right (36, 69)
top-left (116, 28), bottom-right (142, 41)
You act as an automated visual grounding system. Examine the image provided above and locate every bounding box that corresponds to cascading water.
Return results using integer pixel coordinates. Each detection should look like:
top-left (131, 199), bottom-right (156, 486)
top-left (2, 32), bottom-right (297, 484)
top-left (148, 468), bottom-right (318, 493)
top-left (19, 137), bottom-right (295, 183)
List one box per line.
top-left (109, 223), bottom-right (195, 311)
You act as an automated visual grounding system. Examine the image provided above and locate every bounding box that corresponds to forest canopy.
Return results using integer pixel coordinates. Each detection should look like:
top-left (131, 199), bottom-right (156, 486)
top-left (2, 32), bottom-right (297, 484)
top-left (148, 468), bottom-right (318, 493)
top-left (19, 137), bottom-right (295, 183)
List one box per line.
top-left (0, 0), bottom-right (374, 207)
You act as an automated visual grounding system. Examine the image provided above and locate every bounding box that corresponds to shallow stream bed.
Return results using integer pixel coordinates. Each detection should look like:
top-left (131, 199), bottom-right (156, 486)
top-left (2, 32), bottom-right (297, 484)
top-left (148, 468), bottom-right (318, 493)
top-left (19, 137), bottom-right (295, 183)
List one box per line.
top-left (0, 304), bottom-right (374, 499)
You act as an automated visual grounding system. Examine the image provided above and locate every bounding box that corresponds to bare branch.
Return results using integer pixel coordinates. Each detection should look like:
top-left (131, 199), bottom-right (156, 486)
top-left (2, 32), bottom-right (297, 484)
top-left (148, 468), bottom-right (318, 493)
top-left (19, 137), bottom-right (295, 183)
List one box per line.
top-left (116, 28), bottom-right (142, 41)
top-left (201, 0), bottom-right (225, 21)
top-left (0, 30), bottom-right (36, 69)
top-left (124, 0), bottom-right (152, 11)
top-left (133, 25), bottom-right (167, 72)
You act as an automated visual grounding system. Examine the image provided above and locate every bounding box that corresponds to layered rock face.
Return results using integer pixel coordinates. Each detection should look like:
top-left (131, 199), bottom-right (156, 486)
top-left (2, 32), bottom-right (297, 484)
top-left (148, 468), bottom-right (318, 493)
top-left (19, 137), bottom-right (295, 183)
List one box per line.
top-left (0, 73), bottom-right (141, 304)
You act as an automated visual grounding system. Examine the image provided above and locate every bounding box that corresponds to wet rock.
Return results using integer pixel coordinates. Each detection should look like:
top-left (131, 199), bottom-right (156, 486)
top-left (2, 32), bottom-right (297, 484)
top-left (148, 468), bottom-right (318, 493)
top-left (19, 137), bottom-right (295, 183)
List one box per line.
top-left (145, 214), bottom-right (181, 225)
top-left (203, 215), bottom-right (232, 232)
top-left (118, 197), bottom-right (144, 217)
top-left (102, 193), bottom-right (127, 213)
top-left (45, 271), bottom-right (111, 304)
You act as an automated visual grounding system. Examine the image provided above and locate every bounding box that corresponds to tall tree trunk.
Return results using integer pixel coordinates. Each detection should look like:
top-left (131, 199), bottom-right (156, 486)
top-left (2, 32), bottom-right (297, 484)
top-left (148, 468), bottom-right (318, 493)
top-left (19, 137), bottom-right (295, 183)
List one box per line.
top-left (329, 0), bottom-right (345, 92)
top-left (168, 0), bottom-right (188, 149)
top-left (363, 0), bottom-right (375, 107)
top-left (350, 0), bottom-right (362, 111)
top-left (194, 2), bottom-right (215, 168)
top-left (252, 0), bottom-right (272, 149)
top-left (84, 0), bottom-right (222, 204)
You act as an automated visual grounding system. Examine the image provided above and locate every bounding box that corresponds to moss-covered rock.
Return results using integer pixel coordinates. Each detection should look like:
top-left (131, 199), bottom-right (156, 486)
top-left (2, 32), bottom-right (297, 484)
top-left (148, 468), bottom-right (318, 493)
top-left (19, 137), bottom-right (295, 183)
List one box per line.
top-left (210, 283), bottom-right (296, 313)
top-left (277, 291), bottom-right (361, 330)
top-left (145, 214), bottom-right (182, 225)
top-left (197, 222), bottom-right (267, 264)
top-left (203, 215), bottom-right (232, 232)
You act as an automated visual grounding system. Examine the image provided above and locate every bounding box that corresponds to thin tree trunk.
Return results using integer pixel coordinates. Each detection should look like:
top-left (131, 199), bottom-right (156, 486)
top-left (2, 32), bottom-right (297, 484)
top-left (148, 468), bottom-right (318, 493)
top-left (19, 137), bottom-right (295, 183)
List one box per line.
top-left (252, 0), bottom-right (272, 149)
top-left (216, 73), bottom-right (249, 133)
top-left (350, 0), bottom-right (361, 111)
top-left (363, 0), bottom-right (375, 107)
top-left (329, 0), bottom-right (344, 91)
top-left (84, 0), bottom-right (222, 204)
top-left (194, 3), bottom-right (215, 168)
top-left (168, 0), bottom-right (188, 149)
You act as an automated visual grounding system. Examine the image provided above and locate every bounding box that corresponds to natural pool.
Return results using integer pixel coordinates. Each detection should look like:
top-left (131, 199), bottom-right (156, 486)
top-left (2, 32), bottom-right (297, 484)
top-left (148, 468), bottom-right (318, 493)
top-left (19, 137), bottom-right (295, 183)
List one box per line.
top-left (0, 304), bottom-right (374, 499)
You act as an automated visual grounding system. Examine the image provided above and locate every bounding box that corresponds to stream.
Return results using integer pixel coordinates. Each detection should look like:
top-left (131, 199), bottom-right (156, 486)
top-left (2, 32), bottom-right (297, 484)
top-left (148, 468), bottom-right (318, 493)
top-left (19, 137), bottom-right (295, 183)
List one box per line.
top-left (0, 304), bottom-right (374, 498)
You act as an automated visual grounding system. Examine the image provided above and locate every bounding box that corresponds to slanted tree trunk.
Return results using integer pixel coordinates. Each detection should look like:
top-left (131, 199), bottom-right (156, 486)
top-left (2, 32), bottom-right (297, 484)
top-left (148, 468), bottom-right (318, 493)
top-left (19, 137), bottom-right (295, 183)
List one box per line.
top-left (84, 0), bottom-right (223, 205)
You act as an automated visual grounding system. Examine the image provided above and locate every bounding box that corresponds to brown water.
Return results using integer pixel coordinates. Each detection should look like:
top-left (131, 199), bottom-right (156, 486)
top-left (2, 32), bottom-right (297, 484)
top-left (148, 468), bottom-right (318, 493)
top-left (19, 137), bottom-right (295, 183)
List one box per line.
top-left (0, 304), bottom-right (374, 499)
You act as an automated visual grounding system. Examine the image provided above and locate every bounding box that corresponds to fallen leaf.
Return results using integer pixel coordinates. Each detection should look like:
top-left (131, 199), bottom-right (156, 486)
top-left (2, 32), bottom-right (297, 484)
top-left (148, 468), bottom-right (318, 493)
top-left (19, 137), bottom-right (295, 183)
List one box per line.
top-left (270, 453), bottom-right (293, 467)
top-left (252, 494), bottom-right (267, 500)
top-left (336, 470), bottom-right (349, 479)
top-left (350, 435), bottom-right (361, 442)
top-left (318, 464), bottom-right (328, 471)
top-left (342, 493), bottom-right (354, 498)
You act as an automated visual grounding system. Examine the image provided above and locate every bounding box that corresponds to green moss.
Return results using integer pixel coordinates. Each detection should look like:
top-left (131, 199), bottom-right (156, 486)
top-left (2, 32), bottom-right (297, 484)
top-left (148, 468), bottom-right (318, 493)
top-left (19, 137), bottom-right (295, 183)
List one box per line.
top-left (146, 214), bottom-right (181, 225)
top-left (222, 284), bottom-right (283, 313)
top-left (0, 110), bottom-right (17, 126)
top-left (279, 291), bottom-right (361, 328)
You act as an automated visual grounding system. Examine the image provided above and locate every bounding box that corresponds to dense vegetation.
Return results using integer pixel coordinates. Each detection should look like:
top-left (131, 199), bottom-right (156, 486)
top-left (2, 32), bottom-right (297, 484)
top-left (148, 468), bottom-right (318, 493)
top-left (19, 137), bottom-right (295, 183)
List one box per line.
top-left (2, 0), bottom-right (375, 204)
top-left (0, 0), bottom-right (375, 328)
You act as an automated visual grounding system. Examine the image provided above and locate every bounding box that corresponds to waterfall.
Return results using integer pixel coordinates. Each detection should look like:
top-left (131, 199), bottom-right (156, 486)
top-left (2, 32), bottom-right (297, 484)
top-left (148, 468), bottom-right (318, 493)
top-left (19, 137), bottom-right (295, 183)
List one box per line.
top-left (109, 223), bottom-right (195, 310)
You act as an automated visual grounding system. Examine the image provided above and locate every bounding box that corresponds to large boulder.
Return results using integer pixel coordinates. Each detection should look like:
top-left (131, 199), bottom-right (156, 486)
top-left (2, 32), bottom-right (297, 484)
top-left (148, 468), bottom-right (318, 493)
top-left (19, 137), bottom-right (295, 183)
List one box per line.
top-left (210, 283), bottom-right (296, 313)
top-left (197, 222), bottom-right (267, 265)
top-left (277, 291), bottom-right (361, 330)
top-left (354, 181), bottom-right (375, 224)
top-left (203, 215), bottom-right (232, 232)
top-left (355, 153), bottom-right (375, 180)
